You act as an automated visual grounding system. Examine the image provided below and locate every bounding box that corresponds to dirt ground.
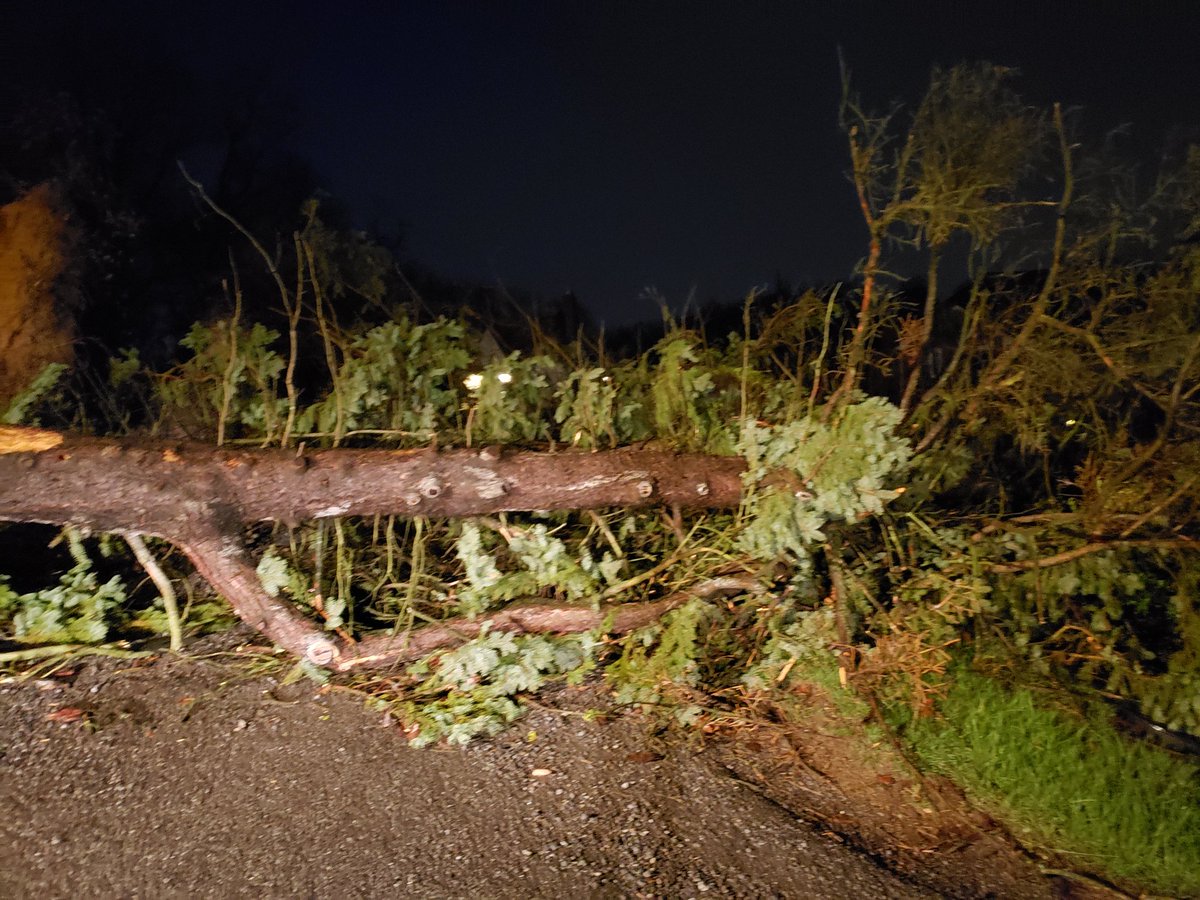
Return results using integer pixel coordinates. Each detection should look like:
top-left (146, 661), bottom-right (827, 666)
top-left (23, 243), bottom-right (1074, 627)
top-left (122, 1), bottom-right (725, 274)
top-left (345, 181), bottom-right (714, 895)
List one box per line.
top-left (0, 630), bottom-right (1102, 899)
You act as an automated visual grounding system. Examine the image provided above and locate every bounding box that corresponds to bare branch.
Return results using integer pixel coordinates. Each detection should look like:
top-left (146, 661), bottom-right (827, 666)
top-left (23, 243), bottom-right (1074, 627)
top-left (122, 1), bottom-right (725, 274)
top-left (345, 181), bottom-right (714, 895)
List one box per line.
top-left (124, 532), bottom-right (183, 652)
top-left (989, 538), bottom-right (1196, 574)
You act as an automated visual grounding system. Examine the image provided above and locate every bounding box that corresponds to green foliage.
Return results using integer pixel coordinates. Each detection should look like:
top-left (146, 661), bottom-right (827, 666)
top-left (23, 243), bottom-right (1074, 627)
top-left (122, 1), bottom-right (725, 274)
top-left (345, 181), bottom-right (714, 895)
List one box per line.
top-left (464, 351), bottom-right (554, 445)
top-left (737, 397), bottom-right (910, 561)
top-left (865, 517), bottom-right (1200, 736)
top-left (741, 607), bottom-right (841, 692)
top-left (906, 671), bottom-right (1200, 896)
top-left (256, 545), bottom-right (351, 630)
top-left (606, 599), bottom-right (709, 723)
top-left (256, 546), bottom-right (312, 603)
top-left (107, 349), bottom-right (142, 389)
top-left (647, 334), bottom-right (742, 453)
top-left (159, 320), bottom-right (287, 441)
top-left (295, 317), bottom-right (471, 442)
top-left (450, 519), bottom-right (611, 617)
top-left (404, 626), bottom-right (595, 746)
top-left (505, 523), bottom-right (601, 602)
top-left (298, 209), bottom-right (393, 309)
top-left (872, 516), bottom-right (993, 641)
top-left (1089, 563), bottom-right (1200, 734)
top-left (453, 522), bottom-right (505, 616)
top-left (651, 337), bottom-right (715, 449)
top-left (554, 367), bottom-right (618, 449)
top-left (900, 63), bottom-right (1041, 250)
top-left (3, 362), bottom-right (69, 425)
top-left (0, 531), bottom-right (126, 644)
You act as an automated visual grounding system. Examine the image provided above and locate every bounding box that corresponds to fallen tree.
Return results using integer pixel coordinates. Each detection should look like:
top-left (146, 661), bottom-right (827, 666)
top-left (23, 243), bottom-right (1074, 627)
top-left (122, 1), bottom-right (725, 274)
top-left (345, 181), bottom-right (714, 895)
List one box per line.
top-left (0, 425), bottom-right (752, 670)
top-left (5, 62), bottom-right (1198, 749)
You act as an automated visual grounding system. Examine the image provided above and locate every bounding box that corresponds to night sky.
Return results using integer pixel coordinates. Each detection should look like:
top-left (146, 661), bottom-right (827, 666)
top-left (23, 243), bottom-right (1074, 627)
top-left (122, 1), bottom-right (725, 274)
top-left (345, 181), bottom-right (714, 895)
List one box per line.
top-left (13, 2), bottom-right (1200, 325)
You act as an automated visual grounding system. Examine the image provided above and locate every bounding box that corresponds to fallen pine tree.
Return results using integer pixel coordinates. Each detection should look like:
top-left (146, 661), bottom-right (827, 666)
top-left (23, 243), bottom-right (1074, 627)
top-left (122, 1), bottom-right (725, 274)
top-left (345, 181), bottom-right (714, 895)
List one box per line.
top-left (3, 62), bottom-right (1199, 745)
top-left (0, 424), bottom-right (755, 670)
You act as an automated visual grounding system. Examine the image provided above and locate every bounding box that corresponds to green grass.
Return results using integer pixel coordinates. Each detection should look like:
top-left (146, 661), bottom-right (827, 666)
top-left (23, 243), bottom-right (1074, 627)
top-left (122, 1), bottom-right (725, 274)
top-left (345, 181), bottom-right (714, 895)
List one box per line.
top-left (905, 671), bottom-right (1200, 896)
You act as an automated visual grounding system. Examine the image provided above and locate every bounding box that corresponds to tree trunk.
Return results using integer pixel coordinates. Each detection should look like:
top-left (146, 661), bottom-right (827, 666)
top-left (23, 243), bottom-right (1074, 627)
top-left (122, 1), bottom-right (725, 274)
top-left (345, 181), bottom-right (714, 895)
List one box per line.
top-left (0, 426), bottom-right (752, 670)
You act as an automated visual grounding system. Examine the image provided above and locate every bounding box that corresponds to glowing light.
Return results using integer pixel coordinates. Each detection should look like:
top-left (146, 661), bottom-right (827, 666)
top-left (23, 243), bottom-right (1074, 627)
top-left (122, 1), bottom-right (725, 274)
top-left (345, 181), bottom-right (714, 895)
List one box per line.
top-left (463, 373), bottom-right (483, 390)
top-left (497, 371), bottom-right (513, 384)
top-left (1064, 418), bottom-right (1077, 426)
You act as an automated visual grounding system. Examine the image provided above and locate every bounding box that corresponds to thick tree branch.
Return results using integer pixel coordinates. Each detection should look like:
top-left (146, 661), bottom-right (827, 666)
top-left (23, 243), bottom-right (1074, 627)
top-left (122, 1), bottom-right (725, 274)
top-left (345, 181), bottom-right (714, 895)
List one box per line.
top-left (0, 434), bottom-right (745, 531)
top-left (335, 575), bottom-right (763, 673)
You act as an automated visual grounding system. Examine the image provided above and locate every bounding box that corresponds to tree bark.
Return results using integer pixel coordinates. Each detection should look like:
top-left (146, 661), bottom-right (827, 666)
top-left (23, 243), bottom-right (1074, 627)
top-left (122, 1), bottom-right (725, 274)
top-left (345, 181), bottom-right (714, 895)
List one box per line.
top-left (0, 426), bottom-right (752, 670)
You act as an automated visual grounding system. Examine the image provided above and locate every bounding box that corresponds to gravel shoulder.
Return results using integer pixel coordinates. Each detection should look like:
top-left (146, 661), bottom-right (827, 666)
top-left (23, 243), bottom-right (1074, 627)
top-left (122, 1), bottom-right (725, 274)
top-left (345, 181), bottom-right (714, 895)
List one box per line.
top-left (0, 635), bottom-right (1070, 899)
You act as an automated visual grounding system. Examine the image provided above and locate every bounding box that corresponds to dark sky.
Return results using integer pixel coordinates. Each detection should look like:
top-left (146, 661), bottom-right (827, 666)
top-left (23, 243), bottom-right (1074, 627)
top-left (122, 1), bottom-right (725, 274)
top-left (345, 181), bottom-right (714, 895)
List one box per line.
top-left (14, 2), bottom-right (1200, 325)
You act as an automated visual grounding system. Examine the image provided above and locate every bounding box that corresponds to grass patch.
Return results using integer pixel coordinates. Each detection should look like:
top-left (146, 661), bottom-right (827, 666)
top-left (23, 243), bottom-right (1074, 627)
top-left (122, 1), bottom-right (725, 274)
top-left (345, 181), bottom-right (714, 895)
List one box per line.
top-left (905, 671), bottom-right (1200, 896)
